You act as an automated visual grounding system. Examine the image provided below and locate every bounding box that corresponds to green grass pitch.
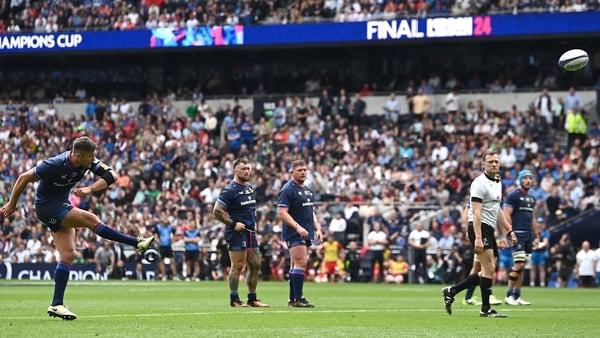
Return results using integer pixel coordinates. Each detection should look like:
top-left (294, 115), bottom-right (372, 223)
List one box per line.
top-left (0, 280), bottom-right (598, 337)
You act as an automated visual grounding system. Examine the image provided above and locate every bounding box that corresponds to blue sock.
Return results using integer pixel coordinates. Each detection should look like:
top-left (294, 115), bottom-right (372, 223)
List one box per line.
top-left (514, 289), bottom-right (521, 299)
top-left (52, 262), bottom-right (71, 306)
top-left (507, 289), bottom-right (513, 298)
top-left (230, 291), bottom-right (239, 301)
top-left (290, 269), bottom-right (305, 301)
top-left (94, 223), bottom-right (137, 246)
top-left (248, 293), bottom-right (256, 302)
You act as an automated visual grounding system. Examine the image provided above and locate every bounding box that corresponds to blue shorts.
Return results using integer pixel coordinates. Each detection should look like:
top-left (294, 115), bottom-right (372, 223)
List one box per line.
top-left (224, 229), bottom-right (258, 251)
top-left (35, 201), bottom-right (73, 232)
top-left (530, 250), bottom-right (547, 266)
top-left (513, 231), bottom-right (533, 254)
top-left (287, 238), bottom-right (312, 249)
top-left (498, 252), bottom-right (513, 270)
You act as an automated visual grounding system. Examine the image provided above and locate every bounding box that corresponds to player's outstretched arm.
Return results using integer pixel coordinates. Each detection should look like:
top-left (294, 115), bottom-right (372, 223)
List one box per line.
top-left (1, 169), bottom-right (37, 217)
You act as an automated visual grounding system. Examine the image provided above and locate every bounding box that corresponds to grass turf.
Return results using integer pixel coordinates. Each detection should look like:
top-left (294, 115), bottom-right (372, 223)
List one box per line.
top-left (0, 280), bottom-right (597, 337)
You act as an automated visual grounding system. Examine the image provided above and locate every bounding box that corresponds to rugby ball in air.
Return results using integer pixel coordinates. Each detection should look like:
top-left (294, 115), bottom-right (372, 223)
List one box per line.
top-left (558, 49), bottom-right (589, 71)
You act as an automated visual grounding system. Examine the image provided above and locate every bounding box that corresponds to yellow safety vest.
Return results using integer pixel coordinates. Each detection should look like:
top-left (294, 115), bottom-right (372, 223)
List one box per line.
top-left (574, 113), bottom-right (587, 134)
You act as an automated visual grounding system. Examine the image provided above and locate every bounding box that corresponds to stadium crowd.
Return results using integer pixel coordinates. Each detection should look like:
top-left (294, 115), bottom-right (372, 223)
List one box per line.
top-left (1, 78), bottom-right (600, 286)
top-left (0, 0), bottom-right (599, 34)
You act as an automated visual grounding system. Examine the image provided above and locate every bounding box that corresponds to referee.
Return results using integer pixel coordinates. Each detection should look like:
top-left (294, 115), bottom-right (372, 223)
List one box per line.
top-left (443, 151), bottom-right (517, 318)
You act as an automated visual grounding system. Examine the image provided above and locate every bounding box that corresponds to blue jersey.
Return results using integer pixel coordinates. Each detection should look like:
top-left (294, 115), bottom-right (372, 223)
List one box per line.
top-left (277, 180), bottom-right (315, 241)
top-left (216, 181), bottom-right (257, 234)
top-left (156, 223), bottom-right (174, 247)
top-left (504, 188), bottom-right (535, 233)
top-left (184, 229), bottom-right (200, 251)
top-left (33, 151), bottom-right (111, 205)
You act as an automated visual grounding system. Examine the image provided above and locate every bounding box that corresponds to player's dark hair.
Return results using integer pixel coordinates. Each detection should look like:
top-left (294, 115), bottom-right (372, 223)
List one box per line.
top-left (72, 136), bottom-right (98, 154)
top-left (233, 158), bottom-right (249, 169)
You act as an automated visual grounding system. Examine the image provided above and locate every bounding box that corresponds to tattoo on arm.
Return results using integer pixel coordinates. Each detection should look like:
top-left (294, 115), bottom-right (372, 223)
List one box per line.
top-left (213, 203), bottom-right (232, 225)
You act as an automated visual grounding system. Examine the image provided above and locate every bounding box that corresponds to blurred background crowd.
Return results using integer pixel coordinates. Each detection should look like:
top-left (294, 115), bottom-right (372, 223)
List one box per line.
top-left (1, 79), bottom-right (599, 286)
top-left (0, 0), bottom-right (599, 288)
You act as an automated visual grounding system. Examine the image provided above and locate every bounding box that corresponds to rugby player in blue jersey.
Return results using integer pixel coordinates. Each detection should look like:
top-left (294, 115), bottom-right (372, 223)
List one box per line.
top-left (1, 137), bottom-right (154, 320)
top-left (503, 169), bottom-right (539, 306)
top-left (277, 160), bottom-right (322, 308)
top-left (213, 158), bottom-right (269, 307)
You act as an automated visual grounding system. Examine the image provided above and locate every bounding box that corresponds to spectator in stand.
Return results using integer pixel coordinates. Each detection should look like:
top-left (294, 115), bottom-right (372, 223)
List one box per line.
top-left (328, 211), bottom-right (347, 246)
top-left (9, 242), bottom-right (31, 263)
top-left (411, 87), bottom-right (432, 121)
top-left (367, 221), bottom-right (388, 283)
top-left (94, 240), bottom-right (116, 278)
top-left (183, 219), bottom-right (202, 281)
top-left (503, 79), bottom-right (517, 93)
top-left (555, 233), bottom-right (576, 288)
top-left (320, 232), bottom-right (345, 283)
top-left (155, 215), bottom-right (180, 281)
top-left (273, 99), bottom-right (287, 128)
top-left (385, 254), bottom-right (409, 284)
top-left (366, 207), bottom-right (388, 230)
top-left (564, 87), bottom-right (582, 112)
top-left (575, 240), bottom-right (596, 288)
top-left (530, 217), bottom-right (550, 287)
top-left (383, 92), bottom-right (401, 123)
top-left (445, 87), bottom-right (460, 115)
top-left (438, 230), bottom-right (456, 255)
top-left (565, 107), bottom-right (588, 149)
top-left (334, 88), bottom-right (351, 121)
top-left (534, 87), bottom-right (554, 126)
top-left (408, 221), bottom-right (430, 284)
top-left (314, 89), bottom-right (333, 118)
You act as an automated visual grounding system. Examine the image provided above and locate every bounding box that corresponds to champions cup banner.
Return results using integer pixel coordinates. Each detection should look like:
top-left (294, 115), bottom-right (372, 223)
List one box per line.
top-left (0, 12), bottom-right (598, 54)
top-left (0, 262), bottom-right (157, 280)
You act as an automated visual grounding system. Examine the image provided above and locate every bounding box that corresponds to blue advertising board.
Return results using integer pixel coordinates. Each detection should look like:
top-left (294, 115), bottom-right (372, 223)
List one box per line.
top-left (0, 12), bottom-right (597, 54)
top-left (0, 262), bottom-right (157, 281)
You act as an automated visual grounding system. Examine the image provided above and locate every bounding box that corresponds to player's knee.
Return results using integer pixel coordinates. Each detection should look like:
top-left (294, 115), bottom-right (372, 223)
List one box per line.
top-left (59, 249), bottom-right (76, 263)
top-left (247, 260), bottom-right (260, 272)
top-left (292, 254), bottom-right (308, 268)
top-left (294, 260), bottom-right (308, 269)
top-left (508, 264), bottom-right (524, 280)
